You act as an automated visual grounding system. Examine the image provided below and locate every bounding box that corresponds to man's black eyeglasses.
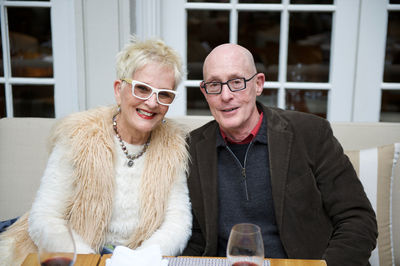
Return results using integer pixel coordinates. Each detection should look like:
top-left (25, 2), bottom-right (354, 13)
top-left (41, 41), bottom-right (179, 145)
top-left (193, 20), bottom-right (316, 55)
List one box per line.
top-left (201, 73), bottom-right (258, 95)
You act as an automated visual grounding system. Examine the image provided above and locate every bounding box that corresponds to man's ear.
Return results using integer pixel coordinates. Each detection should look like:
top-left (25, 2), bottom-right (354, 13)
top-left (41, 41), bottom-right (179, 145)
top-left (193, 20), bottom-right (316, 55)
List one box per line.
top-left (200, 81), bottom-right (208, 98)
top-left (114, 80), bottom-right (123, 105)
top-left (255, 73), bottom-right (265, 96)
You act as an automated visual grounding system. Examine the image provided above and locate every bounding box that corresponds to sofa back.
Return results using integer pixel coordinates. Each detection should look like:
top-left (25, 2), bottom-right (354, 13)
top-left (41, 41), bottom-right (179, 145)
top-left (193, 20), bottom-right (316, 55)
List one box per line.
top-left (1, 116), bottom-right (399, 265)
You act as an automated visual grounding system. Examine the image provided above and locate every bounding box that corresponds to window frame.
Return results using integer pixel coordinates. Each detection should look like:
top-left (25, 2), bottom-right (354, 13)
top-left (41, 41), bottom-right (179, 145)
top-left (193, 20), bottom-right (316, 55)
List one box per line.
top-left (161, 0), bottom-right (362, 121)
top-left (0, 0), bottom-right (79, 118)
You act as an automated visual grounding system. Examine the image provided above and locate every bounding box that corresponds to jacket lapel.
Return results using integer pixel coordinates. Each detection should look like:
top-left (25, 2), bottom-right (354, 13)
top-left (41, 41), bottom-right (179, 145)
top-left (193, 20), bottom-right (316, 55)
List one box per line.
top-left (263, 106), bottom-right (293, 230)
top-left (195, 122), bottom-right (219, 254)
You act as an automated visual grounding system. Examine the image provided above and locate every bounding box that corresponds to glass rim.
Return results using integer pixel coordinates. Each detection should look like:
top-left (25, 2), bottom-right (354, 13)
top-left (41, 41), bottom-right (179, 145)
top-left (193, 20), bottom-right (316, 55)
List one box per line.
top-left (231, 223), bottom-right (262, 234)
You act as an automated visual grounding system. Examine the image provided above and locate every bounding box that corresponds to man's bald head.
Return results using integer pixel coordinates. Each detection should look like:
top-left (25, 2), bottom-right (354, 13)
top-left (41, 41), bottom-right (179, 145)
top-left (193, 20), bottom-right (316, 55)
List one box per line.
top-left (203, 43), bottom-right (257, 80)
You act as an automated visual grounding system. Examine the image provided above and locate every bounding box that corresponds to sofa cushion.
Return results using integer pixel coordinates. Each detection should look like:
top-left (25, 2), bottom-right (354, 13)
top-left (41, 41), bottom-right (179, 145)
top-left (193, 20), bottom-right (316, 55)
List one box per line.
top-left (344, 143), bottom-right (399, 266)
top-left (0, 118), bottom-right (56, 220)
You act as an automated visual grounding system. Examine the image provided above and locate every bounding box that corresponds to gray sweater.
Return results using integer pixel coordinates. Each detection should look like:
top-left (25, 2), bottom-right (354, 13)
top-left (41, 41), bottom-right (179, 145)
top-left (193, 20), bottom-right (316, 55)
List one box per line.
top-left (216, 115), bottom-right (287, 258)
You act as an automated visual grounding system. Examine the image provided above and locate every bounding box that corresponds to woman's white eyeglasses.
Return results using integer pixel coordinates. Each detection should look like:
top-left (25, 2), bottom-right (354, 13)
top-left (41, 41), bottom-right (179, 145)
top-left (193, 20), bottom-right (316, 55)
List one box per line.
top-left (122, 79), bottom-right (177, 106)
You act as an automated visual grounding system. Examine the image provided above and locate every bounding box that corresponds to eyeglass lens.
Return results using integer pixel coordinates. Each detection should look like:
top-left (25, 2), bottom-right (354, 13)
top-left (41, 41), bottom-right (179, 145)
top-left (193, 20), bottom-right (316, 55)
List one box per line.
top-left (133, 83), bottom-right (176, 105)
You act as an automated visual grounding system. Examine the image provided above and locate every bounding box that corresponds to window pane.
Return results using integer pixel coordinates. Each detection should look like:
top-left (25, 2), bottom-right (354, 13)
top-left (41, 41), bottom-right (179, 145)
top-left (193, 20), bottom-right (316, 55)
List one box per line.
top-left (380, 90), bottom-right (400, 122)
top-left (239, 0), bottom-right (281, 3)
top-left (287, 12), bottom-right (332, 82)
top-left (290, 0), bottom-right (333, 4)
top-left (238, 12), bottom-right (280, 81)
top-left (257, 89), bottom-right (278, 107)
top-left (187, 10), bottom-right (229, 80)
top-left (383, 11), bottom-right (400, 82)
top-left (12, 85), bottom-right (54, 117)
top-left (8, 7), bottom-right (53, 78)
top-left (187, 86), bottom-right (211, 115)
top-left (285, 89), bottom-right (327, 118)
top-left (0, 84), bottom-right (5, 118)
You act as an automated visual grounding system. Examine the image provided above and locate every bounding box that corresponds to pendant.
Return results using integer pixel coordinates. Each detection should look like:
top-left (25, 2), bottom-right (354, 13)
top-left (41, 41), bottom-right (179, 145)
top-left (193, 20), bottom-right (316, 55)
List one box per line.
top-left (127, 160), bottom-right (134, 167)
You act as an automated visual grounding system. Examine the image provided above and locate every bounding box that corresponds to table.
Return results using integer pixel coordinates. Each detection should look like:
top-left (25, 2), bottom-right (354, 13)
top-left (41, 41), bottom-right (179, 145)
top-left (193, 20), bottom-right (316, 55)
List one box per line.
top-left (21, 253), bottom-right (101, 266)
top-left (99, 254), bottom-right (326, 266)
top-left (22, 253), bottom-right (326, 266)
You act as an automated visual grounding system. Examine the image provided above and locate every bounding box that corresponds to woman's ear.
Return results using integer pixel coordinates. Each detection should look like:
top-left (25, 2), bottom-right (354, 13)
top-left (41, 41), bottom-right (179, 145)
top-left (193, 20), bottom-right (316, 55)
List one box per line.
top-left (114, 80), bottom-right (123, 105)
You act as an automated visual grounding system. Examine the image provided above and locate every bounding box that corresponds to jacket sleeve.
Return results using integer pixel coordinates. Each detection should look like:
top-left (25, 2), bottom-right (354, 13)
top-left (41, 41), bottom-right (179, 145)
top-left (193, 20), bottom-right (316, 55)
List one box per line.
top-left (314, 119), bottom-right (377, 266)
top-left (28, 143), bottom-right (95, 254)
top-left (181, 131), bottom-right (208, 256)
top-left (138, 168), bottom-right (192, 256)
top-left (182, 209), bottom-right (206, 256)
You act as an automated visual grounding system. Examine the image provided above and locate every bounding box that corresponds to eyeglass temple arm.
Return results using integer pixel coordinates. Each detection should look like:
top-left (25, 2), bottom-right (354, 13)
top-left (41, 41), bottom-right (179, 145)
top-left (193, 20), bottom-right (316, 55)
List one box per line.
top-left (122, 78), bottom-right (132, 83)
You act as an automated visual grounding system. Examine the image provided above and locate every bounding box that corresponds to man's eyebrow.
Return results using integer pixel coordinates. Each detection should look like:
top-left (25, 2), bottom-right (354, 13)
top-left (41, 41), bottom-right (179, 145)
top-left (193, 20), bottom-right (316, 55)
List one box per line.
top-left (204, 76), bottom-right (220, 82)
top-left (204, 74), bottom-right (243, 82)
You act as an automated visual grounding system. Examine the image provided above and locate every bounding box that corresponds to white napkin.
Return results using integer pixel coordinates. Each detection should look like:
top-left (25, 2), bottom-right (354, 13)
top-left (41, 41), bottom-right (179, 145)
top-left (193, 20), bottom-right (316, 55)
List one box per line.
top-left (105, 245), bottom-right (168, 266)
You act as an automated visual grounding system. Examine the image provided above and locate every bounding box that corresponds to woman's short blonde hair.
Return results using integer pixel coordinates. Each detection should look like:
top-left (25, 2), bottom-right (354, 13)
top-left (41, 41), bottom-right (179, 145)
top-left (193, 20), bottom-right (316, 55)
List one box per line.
top-left (116, 36), bottom-right (184, 89)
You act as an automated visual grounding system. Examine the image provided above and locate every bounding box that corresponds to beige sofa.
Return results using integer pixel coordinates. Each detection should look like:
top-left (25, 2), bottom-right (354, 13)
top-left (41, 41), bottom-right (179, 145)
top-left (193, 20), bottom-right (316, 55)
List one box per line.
top-left (0, 116), bottom-right (399, 266)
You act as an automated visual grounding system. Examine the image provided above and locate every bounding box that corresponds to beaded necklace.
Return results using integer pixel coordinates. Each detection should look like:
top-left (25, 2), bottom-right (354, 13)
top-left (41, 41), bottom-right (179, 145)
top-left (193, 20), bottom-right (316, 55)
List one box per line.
top-left (113, 114), bottom-right (150, 167)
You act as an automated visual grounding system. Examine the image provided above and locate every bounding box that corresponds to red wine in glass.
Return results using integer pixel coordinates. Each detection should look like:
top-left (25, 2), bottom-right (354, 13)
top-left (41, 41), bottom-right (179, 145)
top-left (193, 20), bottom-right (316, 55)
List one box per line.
top-left (41, 257), bottom-right (73, 266)
top-left (233, 262), bottom-right (260, 266)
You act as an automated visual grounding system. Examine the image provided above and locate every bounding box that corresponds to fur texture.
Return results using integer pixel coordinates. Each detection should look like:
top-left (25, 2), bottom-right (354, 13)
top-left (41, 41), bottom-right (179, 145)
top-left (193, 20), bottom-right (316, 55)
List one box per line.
top-left (0, 105), bottom-right (191, 265)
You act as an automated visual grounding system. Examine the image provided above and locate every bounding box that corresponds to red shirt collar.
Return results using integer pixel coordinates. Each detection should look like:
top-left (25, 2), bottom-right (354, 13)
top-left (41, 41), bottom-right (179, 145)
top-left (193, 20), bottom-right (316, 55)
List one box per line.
top-left (220, 112), bottom-right (264, 145)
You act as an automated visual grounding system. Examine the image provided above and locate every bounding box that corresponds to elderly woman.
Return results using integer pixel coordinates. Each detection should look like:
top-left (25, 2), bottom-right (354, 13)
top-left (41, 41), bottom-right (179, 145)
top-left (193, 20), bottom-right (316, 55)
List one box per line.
top-left (0, 37), bottom-right (191, 265)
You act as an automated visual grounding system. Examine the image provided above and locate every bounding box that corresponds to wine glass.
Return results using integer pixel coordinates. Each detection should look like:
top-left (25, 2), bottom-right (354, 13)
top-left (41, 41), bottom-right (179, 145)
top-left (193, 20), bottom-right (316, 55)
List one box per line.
top-left (38, 223), bottom-right (77, 266)
top-left (227, 223), bottom-right (265, 266)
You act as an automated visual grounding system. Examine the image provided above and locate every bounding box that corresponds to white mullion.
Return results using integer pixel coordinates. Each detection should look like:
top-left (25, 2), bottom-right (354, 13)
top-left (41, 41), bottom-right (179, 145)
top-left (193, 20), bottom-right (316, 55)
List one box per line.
top-left (4, 83), bottom-right (12, 117)
top-left (184, 3), bottom-right (231, 10)
top-left (1, 4), bottom-right (13, 117)
top-left (387, 4), bottom-right (400, 10)
top-left (185, 80), bottom-right (202, 87)
top-left (284, 82), bottom-right (331, 89)
top-left (382, 83), bottom-right (400, 90)
top-left (3, 1), bottom-right (51, 7)
top-left (9, 78), bottom-right (55, 85)
top-left (236, 4), bottom-right (283, 11)
top-left (230, 0), bottom-right (237, 44)
top-left (264, 81), bottom-right (280, 88)
top-left (287, 5), bottom-right (335, 12)
top-left (277, 0), bottom-right (289, 109)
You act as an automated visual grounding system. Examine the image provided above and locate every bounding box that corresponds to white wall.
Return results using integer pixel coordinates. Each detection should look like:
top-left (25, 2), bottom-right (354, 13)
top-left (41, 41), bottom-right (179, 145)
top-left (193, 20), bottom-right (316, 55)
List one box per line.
top-left (73, 0), bottom-right (186, 116)
top-left (74, 0), bottom-right (131, 111)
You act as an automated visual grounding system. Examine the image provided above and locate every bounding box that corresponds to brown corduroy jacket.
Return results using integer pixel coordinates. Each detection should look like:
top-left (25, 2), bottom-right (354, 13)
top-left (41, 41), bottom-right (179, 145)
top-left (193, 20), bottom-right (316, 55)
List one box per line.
top-left (183, 102), bottom-right (377, 266)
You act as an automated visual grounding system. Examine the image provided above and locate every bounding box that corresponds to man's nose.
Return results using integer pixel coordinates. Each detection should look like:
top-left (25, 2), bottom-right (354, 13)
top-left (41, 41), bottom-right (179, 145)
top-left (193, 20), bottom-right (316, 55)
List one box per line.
top-left (220, 83), bottom-right (233, 100)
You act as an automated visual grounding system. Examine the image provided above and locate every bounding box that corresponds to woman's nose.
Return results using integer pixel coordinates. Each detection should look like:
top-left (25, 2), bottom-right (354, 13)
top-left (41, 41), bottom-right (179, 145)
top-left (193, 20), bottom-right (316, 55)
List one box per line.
top-left (145, 93), bottom-right (158, 107)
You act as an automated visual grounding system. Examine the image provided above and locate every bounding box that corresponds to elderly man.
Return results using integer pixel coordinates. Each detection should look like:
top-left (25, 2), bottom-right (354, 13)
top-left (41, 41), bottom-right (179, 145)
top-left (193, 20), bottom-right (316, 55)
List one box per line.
top-left (183, 43), bottom-right (377, 266)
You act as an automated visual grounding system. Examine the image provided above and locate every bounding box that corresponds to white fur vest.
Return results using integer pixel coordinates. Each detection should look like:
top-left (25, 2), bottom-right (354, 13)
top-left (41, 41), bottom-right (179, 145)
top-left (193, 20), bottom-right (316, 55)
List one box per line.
top-left (0, 105), bottom-right (190, 265)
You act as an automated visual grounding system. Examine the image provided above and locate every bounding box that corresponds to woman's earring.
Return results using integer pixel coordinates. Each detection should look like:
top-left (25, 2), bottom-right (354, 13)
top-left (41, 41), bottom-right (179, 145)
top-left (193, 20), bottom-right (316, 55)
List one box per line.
top-left (117, 105), bottom-right (121, 113)
top-left (162, 119), bottom-right (166, 124)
